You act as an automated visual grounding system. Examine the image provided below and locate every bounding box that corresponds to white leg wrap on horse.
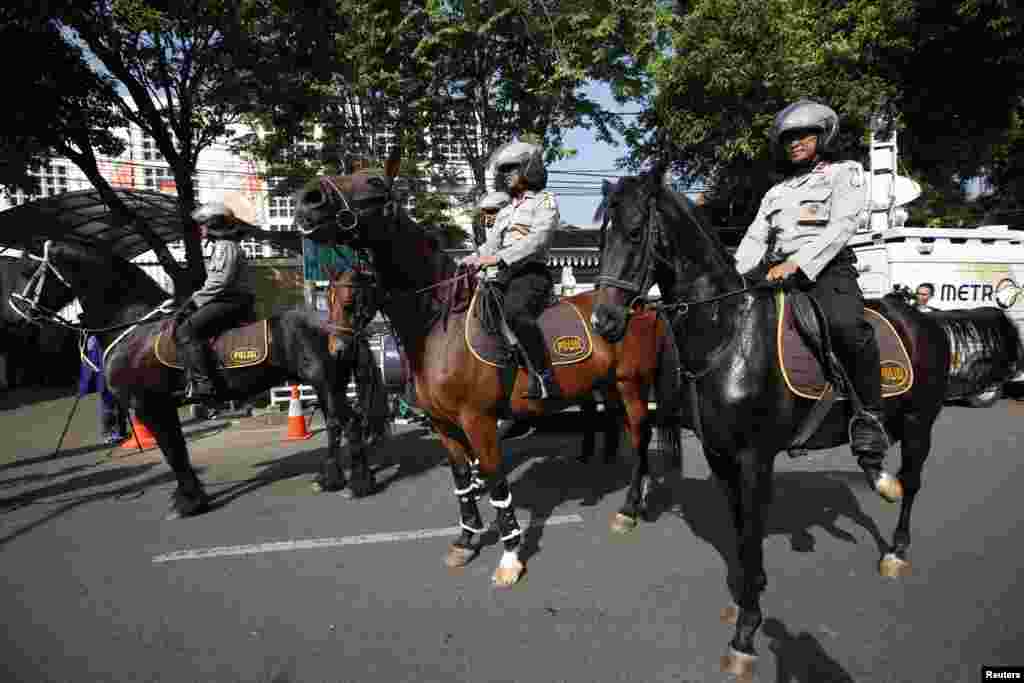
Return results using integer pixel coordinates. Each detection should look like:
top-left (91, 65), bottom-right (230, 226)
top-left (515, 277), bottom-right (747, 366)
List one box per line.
top-left (489, 492), bottom-right (513, 509)
top-left (460, 521), bottom-right (486, 534)
top-left (500, 527), bottom-right (522, 542)
top-left (499, 550), bottom-right (521, 569)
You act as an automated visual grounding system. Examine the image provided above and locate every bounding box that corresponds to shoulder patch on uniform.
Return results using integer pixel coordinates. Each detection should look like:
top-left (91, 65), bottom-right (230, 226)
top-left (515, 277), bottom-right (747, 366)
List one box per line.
top-left (541, 192), bottom-right (556, 209)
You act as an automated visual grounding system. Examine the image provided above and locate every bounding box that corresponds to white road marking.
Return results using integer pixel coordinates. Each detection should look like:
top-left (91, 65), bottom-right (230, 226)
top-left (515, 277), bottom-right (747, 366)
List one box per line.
top-left (152, 513), bottom-right (585, 564)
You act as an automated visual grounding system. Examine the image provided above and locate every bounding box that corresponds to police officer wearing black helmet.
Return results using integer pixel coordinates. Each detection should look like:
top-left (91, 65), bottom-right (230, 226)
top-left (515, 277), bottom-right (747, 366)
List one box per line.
top-left (174, 195), bottom-right (257, 402)
top-left (734, 98), bottom-right (902, 503)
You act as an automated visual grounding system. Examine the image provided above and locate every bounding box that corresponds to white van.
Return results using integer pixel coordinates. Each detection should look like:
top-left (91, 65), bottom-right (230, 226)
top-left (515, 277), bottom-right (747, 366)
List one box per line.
top-left (850, 224), bottom-right (1024, 403)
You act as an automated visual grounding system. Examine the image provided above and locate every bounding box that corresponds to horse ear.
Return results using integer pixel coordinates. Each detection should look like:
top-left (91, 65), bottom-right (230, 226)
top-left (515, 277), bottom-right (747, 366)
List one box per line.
top-left (383, 144), bottom-right (402, 187)
top-left (650, 159), bottom-right (669, 186)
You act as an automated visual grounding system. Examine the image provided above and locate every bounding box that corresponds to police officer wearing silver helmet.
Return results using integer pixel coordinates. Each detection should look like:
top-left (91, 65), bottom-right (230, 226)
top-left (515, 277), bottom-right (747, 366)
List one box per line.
top-left (174, 198), bottom-right (257, 403)
top-left (474, 191), bottom-right (511, 247)
top-left (734, 98), bottom-right (902, 503)
top-left (462, 141), bottom-right (562, 399)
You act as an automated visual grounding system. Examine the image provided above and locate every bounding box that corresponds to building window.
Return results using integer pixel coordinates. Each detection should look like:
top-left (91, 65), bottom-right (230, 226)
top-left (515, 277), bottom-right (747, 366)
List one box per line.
top-left (6, 161), bottom-right (70, 204)
top-left (433, 124), bottom-right (476, 164)
top-left (268, 195), bottom-right (294, 220)
top-left (141, 135), bottom-right (163, 162)
top-left (143, 166), bottom-right (173, 190)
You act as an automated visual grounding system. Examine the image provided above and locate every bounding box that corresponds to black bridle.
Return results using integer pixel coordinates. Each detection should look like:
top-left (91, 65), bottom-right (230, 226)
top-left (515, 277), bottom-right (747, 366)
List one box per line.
top-left (318, 175), bottom-right (399, 236)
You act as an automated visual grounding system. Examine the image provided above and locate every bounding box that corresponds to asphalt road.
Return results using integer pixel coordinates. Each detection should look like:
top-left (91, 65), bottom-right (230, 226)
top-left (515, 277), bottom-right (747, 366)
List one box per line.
top-left (1, 386), bottom-right (1022, 683)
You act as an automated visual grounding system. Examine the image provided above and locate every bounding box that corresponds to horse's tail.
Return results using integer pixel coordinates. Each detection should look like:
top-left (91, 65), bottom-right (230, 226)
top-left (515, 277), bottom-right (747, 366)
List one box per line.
top-left (653, 312), bottom-right (683, 470)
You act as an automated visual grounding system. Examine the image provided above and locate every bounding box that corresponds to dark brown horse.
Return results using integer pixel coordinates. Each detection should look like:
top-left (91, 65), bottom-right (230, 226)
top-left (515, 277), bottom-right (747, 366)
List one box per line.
top-left (12, 240), bottom-right (355, 518)
top-left (589, 167), bottom-right (971, 678)
top-left (322, 266), bottom-right (393, 496)
top-left (296, 173), bottom-right (681, 586)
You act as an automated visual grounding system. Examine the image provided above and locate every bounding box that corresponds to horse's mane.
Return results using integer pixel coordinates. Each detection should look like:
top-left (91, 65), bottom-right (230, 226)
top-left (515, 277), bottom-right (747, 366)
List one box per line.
top-left (655, 182), bottom-right (735, 269)
top-left (55, 241), bottom-right (171, 306)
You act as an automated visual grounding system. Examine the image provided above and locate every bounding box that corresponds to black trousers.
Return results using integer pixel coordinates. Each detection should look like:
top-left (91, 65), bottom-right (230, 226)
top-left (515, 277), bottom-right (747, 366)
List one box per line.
top-left (497, 265), bottom-right (553, 371)
top-left (175, 297), bottom-right (253, 347)
top-left (801, 252), bottom-right (881, 410)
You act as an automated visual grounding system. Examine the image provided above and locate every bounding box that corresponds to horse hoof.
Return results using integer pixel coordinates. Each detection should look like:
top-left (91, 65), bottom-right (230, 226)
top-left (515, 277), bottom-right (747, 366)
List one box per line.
top-left (874, 472), bottom-right (903, 503)
top-left (492, 558), bottom-right (525, 587)
top-left (350, 478), bottom-right (374, 498)
top-left (610, 513), bottom-right (638, 534)
top-left (444, 545), bottom-right (476, 569)
top-left (720, 603), bottom-right (739, 625)
top-left (165, 491), bottom-right (209, 520)
top-left (879, 552), bottom-right (911, 578)
top-left (720, 649), bottom-right (757, 681)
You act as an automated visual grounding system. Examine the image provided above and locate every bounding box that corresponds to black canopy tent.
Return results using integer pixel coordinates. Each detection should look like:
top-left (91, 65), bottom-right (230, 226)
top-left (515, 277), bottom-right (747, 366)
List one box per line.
top-left (0, 188), bottom-right (302, 260)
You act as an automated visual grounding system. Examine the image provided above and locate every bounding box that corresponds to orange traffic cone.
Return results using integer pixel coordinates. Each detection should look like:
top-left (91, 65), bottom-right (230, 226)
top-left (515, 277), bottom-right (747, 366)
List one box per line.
top-left (285, 385), bottom-right (312, 440)
top-left (121, 412), bottom-right (158, 450)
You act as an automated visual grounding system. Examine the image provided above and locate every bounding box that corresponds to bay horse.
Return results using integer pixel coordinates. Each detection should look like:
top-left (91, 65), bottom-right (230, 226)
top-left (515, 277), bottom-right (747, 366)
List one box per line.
top-left (325, 266), bottom-right (623, 472)
top-left (590, 166), bottom-right (953, 678)
top-left (295, 173), bottom-right (681, 586)
top-left (12, 240), bottom-right (357, 518)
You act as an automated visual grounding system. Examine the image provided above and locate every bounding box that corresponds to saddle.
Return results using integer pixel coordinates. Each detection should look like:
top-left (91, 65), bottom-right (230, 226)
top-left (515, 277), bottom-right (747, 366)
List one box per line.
top-left (777, 290), bottom-right (913, 401)
top-left (465, 289), bottom-right (593, 368)
top-left (154, 319), bottom-right (271, 370)
top-left (777, 290), bottom-right (913, 456)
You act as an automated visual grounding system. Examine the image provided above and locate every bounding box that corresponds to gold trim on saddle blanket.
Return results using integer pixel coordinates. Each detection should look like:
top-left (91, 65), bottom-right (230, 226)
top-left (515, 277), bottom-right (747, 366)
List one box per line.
top-left (154, 320), bottom-right (271, 370)
top-left (464, 289), bottom-right (594, 368)
top-left (775, 291), bottom-right (914, 401)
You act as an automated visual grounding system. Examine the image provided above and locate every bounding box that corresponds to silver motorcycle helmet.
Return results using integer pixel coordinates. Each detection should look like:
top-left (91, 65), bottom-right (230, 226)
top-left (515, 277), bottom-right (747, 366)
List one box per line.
top-left (191, 202), bottom-right (248, 239)
top-left (487, 141), bottom-right (547, 192)
top-left (769, 99), bottom-right (839, 157)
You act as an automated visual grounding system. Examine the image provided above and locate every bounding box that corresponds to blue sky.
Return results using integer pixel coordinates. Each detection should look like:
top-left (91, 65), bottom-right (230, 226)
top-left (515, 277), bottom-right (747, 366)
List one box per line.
top-left (547, 83), bottom-right (636, 227)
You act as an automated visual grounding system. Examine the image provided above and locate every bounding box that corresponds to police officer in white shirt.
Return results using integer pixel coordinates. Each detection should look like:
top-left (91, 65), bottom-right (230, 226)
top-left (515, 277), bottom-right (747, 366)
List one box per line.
top-left (734, 99), bottom-right (901, 502)
top-left (462, 142), bottom-right (561, 399)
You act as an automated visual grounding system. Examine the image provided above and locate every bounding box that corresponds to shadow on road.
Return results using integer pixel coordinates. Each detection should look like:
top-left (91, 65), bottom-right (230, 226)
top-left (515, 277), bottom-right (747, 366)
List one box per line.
top-left (0, 465), bottom-right (179, 548)
top-left (504, 430), bottom-right (642, 564)
top-left (763, 617), bottom-right (855, 682)
top-left (0, 441), bottom-right (117, 474)
top-left (662, 470), bottom-right (887, 559)
top-left (204, 429), bottom-right (449, 509)
top-left (0, 385), bottom-right (76, 413)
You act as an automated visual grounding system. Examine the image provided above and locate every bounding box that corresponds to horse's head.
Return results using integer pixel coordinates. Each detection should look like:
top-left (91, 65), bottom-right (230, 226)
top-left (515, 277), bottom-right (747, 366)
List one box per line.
top-left (592, 161), bottom-right (731, 343)
top-left (591, 166), bottom-right (666, 342)
top-left (294, 174), bottom-right (399, 250)
top-left (326, 267), bottom-right (378, 340)
top-left (9, 240), bottom-right (167, 328)
top-left (9, 241), bottom-right (78, 325)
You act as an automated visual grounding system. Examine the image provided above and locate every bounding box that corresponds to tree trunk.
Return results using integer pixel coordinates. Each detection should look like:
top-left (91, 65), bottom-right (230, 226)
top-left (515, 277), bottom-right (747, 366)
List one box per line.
top-left (64, 144), bottom-right (191, 295)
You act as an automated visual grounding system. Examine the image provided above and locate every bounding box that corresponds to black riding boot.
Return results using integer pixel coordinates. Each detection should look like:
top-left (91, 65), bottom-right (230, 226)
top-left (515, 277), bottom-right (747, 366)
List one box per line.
top-left (184, 341), bottom-right (218, 403)
top-left (847, 340), bottom-right (902, 502)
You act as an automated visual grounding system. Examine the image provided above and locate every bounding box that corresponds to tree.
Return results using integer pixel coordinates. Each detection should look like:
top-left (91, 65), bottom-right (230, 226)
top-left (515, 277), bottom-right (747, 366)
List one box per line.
top-left (644, 0), bottom-right (1024, 227)
top-left (1, 1), bottom-right (340, 294)
top-left (237, 0), bottom-right (666, 245)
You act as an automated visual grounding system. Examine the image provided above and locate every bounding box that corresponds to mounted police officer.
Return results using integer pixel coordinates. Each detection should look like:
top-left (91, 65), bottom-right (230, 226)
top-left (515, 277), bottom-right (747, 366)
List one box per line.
top-left (474, 191), bottom-right (510, 247)
top-left (174, 196), bottom-right (257, 402)
top-left (462, 141), bottom-right (561, 400)
top-left (734, 98), bottom-right (901, 502)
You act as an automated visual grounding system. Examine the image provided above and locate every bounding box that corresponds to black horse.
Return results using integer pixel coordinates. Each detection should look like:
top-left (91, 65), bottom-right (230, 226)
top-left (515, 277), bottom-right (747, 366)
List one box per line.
top-left (590, 167), bottom-right (955, 678)
top-left (13, 240), bottom-right (362, 517)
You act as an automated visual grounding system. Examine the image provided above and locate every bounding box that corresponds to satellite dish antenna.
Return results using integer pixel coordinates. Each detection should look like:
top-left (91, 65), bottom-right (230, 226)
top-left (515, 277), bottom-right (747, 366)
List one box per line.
top-left (892, 175), bottom-right (921, 208)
